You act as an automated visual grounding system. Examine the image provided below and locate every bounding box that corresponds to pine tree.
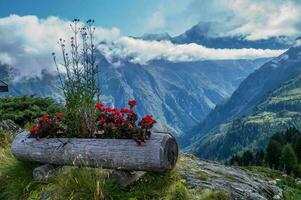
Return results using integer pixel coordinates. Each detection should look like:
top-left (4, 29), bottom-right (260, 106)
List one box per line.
top-left (229, 155), bottom-right (241, 166)
top-left (255, 150), bottom-right (265, 166)
top-left (280, 144), bottom-right (298, 174)
top-left (294, 136), bottom-right (301, 161)
top-left (265, 140), bottom-right (282, 169)
top-left (241, 150), bottom-right (254, 166)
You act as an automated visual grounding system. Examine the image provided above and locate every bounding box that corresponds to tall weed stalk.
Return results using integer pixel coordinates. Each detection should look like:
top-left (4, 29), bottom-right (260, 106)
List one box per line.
top-left (52, 19), bottom-right (99, 137)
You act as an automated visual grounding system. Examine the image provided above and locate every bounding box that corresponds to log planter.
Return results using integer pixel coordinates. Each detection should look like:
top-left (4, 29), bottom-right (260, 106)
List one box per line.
top-left (12, 131), bottom-right (178, 172)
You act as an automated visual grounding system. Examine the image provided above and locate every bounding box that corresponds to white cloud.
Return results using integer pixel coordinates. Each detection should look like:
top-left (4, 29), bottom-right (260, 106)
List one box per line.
top-left (228, 0), bottom-right (301, 40)
top-left (99, 37), bottom-right (285, 64)
top-left (168, 0), bottom-right (301, 40)
top-left (0, 15), bottom-right (286, 80)
top-left (0, 15), bottom-right (120, 80)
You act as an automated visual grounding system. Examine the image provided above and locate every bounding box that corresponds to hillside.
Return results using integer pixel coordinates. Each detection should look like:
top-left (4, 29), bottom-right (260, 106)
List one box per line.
top-left (182, 40), bottom-right (301, 147)
top-left (187, 55), bottom-right (301, 160)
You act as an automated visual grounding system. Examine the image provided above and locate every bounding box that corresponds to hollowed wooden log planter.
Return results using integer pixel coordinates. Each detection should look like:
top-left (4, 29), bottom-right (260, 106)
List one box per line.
top-left (12, 131), bottom-right (178, 172)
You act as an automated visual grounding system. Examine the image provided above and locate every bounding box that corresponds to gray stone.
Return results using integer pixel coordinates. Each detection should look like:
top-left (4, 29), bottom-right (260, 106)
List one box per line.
top-left (33, 164), bottom-right (61, 183)
top-left (178, 153), bottom-right (283, 200)
top-left (112, 170), bottom-right (146, 188)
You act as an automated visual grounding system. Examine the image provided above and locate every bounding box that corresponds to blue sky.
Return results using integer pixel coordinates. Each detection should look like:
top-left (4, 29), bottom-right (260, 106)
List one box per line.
top-left (1, 0), bottom-right (301, 38)
top-left (0, 0), bottom-right (194, 36)
top-left (0, 0), bottom-right (301, 79)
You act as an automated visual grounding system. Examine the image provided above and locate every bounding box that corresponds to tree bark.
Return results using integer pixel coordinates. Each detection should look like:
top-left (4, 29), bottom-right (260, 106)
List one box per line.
top-left (12, 131), bottom-right (178, 172)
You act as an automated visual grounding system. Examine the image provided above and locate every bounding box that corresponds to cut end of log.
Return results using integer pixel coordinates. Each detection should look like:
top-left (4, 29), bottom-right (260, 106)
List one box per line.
top-left (160, 133), bottom-right (178, 170)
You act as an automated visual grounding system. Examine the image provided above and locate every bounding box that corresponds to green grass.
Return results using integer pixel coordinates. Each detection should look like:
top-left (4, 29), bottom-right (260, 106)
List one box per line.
top-left (248, 166), bottom-right (301, 200)
top-left (0, 130), bottom-right (194, 200)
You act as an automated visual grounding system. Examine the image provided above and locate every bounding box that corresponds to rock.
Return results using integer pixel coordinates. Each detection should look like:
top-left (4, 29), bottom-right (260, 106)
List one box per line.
top-left (269, 180), bottom-right (277, 184)
top-left (177, 153), bottom-right (283, 200)
top-left (0, 119), bottom-right (21, 134)
top-left (33, 164), bottom-right (61, 183)
top-left (112, 170), bottom-right (146, 188)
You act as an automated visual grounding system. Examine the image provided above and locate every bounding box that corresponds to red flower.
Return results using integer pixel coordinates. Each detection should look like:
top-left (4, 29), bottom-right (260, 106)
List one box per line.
top-left (112, 108), bottom-right (120, 115)
top-left (142, 115), bottom-right (156, 125)
top-left (128, 100), bottom-right (137, 107)
top-left (105, 107), bottom-right (112, 112)
top-left (55, 113), bottom-right (64, 119)
top-left (30, 126), bottom-right (38, 134)
top-left (99, 116), bottom-right (106, 124)
top-left (120, 108), bottom-right (133, 115)
top-left (117, 115), bottom-right (124, 121)
top-left (95, 103), bottom-right (104, 110)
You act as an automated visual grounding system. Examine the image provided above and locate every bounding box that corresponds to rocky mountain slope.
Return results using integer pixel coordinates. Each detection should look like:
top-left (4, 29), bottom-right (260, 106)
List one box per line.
top-left (177, 154), bottom-right (283, 200)
top-left (0, 56), bottom-right (268, 137)
top-left (183, 41), bottom-right (301, 160)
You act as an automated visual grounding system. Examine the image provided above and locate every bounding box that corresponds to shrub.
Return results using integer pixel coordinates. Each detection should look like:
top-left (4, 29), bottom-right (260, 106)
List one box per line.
top-left (0, 96), bottom-right (63, 126)
top-left (280, 144), bottom-right (298, 175)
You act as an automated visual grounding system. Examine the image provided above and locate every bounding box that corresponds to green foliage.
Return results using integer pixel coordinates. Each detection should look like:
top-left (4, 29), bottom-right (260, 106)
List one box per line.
top-left (280, 144), bottom-right (298, 175)
top-left (294, 136), bottom-right (301, 161)
top-left (165, 182), bottom-right (189, 200)
top-left (191, 189), bottom-right (230, 200)
top-left (0, 128), bottom-right (12, 148)
top-left (266, 140), bottom-right (282, 169)
top-left (241, 150), bottom-right (254, 166)
top-left (0, 147), bottom-right (39, 200)
top-left (0, 96), bottom-right (63, 126)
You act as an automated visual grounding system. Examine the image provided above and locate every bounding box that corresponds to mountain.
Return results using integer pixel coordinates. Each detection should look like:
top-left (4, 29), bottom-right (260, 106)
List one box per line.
top-left (184, 41), bottom-right (301, 160)
top-left (0, 55), bottom-right (268, 137)
top-left (141, 21), bottom-right (292, 49)
top-left (136, 32), bottom-right (172, 41)
top-left (0, 65), bottom-right (62, 100)
top-left (95, 55), bottom-right (268, 136)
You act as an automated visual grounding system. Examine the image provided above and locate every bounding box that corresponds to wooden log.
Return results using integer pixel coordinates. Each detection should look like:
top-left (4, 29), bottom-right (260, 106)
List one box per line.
top-left (12, 131), bottom-right (178, 172)
top-left (33, 164), bottom-right (60, 183)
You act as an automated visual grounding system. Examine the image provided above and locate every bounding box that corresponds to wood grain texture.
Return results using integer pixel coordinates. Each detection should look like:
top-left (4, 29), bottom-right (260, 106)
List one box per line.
top-left (12, 131), bottom-right (178, 172)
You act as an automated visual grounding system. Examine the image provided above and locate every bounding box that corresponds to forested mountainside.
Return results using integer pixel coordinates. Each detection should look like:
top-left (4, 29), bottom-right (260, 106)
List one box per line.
top-left (185, 42), bottom-right (301, 160)
top-left (182, 41), bottom-right (301, 146)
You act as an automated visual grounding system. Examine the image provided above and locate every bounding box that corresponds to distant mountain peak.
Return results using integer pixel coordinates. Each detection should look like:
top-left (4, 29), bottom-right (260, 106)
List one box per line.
top-left (136, 32), bottom-right (172, 41)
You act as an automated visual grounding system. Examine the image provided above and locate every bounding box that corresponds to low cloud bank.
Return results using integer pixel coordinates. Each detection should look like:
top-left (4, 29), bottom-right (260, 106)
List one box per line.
top-left (99, 37), bottom-right (285, 65)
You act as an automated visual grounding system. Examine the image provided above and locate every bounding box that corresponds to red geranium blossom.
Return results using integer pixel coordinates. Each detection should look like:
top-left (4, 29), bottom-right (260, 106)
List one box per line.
top-left (30, 126), bottom-right (38, 134)
top-left (120, 108), bottom-right (134, 115)
top-left (95, 103), bottom-right (104, 110)
top-left (128, 100), bottom-right (137, 107)
top-left (55, 113), bottom-right (65, 119)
